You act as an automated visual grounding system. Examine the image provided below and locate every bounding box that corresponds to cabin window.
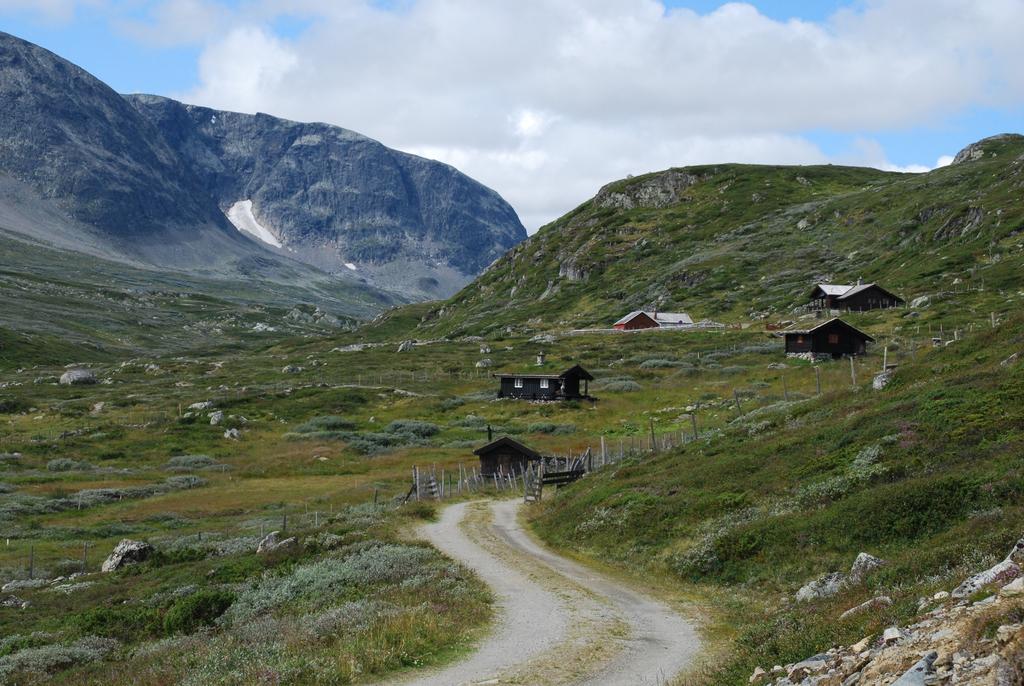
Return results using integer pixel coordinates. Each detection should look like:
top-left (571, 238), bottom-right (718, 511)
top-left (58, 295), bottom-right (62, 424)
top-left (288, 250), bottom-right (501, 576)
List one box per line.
top-left (796, 335), bottom-right (804, 344)
top-left (540, 379), bottom-right (549, 389)
top-left (828, 333), bottom-right (840, 344)
top-left (514, 378), bottom-right (524, 389)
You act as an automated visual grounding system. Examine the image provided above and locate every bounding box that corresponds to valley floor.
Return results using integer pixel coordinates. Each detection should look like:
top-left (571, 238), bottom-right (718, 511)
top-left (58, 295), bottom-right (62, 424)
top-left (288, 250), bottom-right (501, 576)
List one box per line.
top-left (395, 499), bottom-right (701, 686)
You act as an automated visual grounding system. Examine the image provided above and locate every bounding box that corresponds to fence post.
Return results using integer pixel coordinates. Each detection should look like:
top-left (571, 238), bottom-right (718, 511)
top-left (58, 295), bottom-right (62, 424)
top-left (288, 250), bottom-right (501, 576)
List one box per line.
top-left (782, 374), bottom-right (789, 402)
top-left (815, 366), bottom-right (822, 395)
top-left (733, 389), bottom-right (742, 415)
top-left (649, 418), bottom-right (656, 453)
top-left (28, 545), bottom-right (34, 580)
top-left (850, 356), bottom-right (857, 387)
top-left (600, 436), bottom-right (606, 466)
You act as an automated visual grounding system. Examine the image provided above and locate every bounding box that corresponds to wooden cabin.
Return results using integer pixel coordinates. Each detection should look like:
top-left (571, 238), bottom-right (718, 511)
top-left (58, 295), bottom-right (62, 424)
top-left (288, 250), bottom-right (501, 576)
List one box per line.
top-left (785, 318), bottom-right (874, 359)
top-left (809, 283), bottom-right (904, 311)
top-left (613, 311), bottom-right (658, 330)
top-left (496, 364), bottom-right (594, 400)
top-left (613, 310), bottom-right (694, 330)
top-left (474, 436), bottom-right (541, 476)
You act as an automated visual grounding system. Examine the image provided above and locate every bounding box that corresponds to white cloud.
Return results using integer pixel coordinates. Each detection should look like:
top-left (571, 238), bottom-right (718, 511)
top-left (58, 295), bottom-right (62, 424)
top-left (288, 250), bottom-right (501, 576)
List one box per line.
top-left (0, 0), bottom-right (102, 23)
top-left (172, 0), bottom-right (1024, 231)
top-left (114, 0), bottom-right (231, 47)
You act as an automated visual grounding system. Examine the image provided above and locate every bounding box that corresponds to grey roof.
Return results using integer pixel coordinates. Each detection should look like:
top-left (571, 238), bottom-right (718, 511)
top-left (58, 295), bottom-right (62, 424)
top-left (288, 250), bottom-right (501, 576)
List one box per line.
top-left (613, 310), bottom-right (654, 326)
top-left (784, 317), bottom-right (875, 341)
top-left (473, 436), bottom-right (542, 460)
top-left (653, 312), bottom-right (694, 325)
top-left (815, 283), bottom-right (854, 296)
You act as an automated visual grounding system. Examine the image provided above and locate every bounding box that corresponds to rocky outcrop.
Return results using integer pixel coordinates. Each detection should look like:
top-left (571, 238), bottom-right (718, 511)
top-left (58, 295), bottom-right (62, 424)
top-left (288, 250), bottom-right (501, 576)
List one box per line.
top-left (951, 134), bottom-right (1024, 165)
top-left (101, 539), bottom-right (153, 572)
top-left (796, 552), bottom-right (887, 601)
top-left (256, 531), bottom-right (298, 555)
top-left (59, 369), bottom-right (97, 385)
top-left (594, 169), bottom-right (701, 210)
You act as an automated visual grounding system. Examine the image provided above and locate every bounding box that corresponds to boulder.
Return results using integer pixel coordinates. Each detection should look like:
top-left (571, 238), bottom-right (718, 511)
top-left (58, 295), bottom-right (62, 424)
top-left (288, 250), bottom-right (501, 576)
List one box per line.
top-left (796, 572), bottom-right (845, 602)
top-left (224, 428), bottom-right (241, 440)
top-left (891, 651), bottom-right (937, 686)
top-left (188, 401), bottom-right (213, 411)
top-left (101, 539), bottom-right (153, 572)
top-left (840, 596), bottom-right (893, 620)
top-left (1000, 577), bottom-right (1024, 597)
top-left (397, 340), bottom-right (415, 353)
top-left (209, 411), bottom-right (224, 426)
top-left (909, 295), bottom-right (930, 309)
top-left (872, 370), bottom-right (894, 390)
top-left (849, 552), bottom-right (887, 584)
top-left (475, 359), bottom-right (493, 368)
top-left (1006, 536), bottom-right (1024, 564)
top-left (256, 531), bottom-right (298, 555)
top-left (281, 365), bottom-right (303, 374)
top-left (952, 559), bottom-right (1021, 598)
top-left (59, 369), bottom-right (96, 385)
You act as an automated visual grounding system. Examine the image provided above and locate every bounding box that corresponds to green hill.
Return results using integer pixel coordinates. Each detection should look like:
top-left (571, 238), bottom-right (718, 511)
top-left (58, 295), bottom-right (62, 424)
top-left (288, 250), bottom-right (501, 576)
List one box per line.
top-left (411, 134), bottom-right (1024, 336)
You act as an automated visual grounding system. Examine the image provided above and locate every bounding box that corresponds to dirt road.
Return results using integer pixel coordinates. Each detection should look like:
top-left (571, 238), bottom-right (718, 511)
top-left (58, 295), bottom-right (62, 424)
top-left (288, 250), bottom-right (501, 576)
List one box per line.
top-left (387, 499), bottom-right (701, 686)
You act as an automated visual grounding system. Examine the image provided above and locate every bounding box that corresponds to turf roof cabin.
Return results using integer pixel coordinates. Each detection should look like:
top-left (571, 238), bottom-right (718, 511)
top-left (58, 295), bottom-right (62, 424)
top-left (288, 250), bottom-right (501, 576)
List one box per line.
top-left (809, 282), bottom-right (904, 311)
top-left (784, 318), bottom-right (874, 359)
top-left (473, 436), bottom-right (541, 477)
top-left (496, 364), bottom-right (594, 400)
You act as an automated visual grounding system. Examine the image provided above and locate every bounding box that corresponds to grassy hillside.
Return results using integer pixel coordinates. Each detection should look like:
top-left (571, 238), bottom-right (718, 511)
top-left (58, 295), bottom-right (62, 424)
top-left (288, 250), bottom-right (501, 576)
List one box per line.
top-left (527, 311), bottom-right (1024, 683)
top-left (411, 134), bottom-right (1024, 336)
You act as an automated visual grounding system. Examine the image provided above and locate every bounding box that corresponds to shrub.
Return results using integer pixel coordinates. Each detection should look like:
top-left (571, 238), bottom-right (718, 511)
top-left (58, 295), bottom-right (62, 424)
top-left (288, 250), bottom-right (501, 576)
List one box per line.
top-left (292, 416), bottom-right (357, 433)
top-left (163, 589), bottom-right (235, 635)
top-left (0, 636), bottom-right (119, 680)
top-left (639, 358), bottom-right (687, 368)
top-left (71, 606), bottom-right (162, 642)
top-left (384, 420), bottom-right (440, 437)
top-left (164, 455), bottom-right (218, 471)
top-left (451, 415), bottom-right (487, 428)
top-left (527, 422), bottom-right (576, 434)
top-left (598, 380), bottom-right (642, 392)
top-left (0, 398), bottom-right (31, 414)
top-left (46, 458), bottom-right (92, 472)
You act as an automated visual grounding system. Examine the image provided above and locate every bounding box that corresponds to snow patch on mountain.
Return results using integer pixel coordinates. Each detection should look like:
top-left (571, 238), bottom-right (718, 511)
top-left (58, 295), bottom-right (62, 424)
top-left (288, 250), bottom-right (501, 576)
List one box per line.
top-left (226, 200), bottom-right (282, 249)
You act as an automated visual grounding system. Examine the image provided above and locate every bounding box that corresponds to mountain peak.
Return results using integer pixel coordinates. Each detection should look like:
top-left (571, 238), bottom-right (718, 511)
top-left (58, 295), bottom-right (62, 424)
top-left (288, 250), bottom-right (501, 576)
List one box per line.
top-left (951, 133), bottom-right (1024, 165)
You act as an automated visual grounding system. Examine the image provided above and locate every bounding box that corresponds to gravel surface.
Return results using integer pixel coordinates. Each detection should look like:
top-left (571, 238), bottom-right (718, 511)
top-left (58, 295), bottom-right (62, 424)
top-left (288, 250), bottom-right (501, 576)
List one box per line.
top-left (386, 499), bottom-right (701, 686)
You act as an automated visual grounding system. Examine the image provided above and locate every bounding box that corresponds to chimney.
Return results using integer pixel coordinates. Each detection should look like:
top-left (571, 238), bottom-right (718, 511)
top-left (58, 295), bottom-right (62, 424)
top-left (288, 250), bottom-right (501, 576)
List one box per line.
top-left (536, 351), bottom-right (546, 366)
top-left (487, 424), bottom-right (493, 441)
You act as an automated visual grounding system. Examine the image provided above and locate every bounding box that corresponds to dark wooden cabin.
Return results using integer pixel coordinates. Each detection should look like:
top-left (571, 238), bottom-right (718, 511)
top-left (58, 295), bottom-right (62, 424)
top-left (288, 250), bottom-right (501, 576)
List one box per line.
top-left (474, 436), bottom-right (541, 476)
top-left (496, 364), bottom-right (594, 400)
top-left (809, 283), bottom-right (904, 311)
top-left (784, 318), bottom-right (874, 358)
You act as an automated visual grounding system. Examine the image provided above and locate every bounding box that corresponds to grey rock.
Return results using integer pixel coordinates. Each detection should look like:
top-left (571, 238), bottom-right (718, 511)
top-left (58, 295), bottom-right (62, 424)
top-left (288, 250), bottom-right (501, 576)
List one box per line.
top-left (849, 552), bottom-right (887, 584)
top-left (59, 369), bottom-right (96, 386)
top-left (594, 169), bottom-right (701, 210)
top-left (952, 559), bottom-right (1021, 598)
top-left (891, 652), bottom-right (937, 685)
top-left (840, 596), bottom-right (893, 619)
top-left (397, 340), bottom-right (416, 353)
top-left (101, 539), bottom-right (153, 572)
top-left (256, 531), bottom-right (298, 555)
top-left (909, 295), bottom-right (930, 308)
top-left (475, 359), bottom-right (493, 368)
top-left (209, 411), bottom-right (224, 426)
top-left (796, 572), bottom-right (845, 602)
top-left (951, 134), bottom-right (1023, 165)
top-left (281, 365), bottom-right (303, 374)
top-left (188, 401), bottom-right (214, 411)
top-left (224, 428), bottom-right (241, 440)
top-left (872, 370), bottom-right (894, 390)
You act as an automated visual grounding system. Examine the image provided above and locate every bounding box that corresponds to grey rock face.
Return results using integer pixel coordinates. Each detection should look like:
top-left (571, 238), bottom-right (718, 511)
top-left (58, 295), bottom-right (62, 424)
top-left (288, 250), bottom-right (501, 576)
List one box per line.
top-left (951, 134), bottom-right (1023, 165)
top-left (0, 32), bottom-right (250, 265)
top-left (127, 95), bottom-right (527, 295)
top-left (594, 169), bottom-right (701, 210)
top-left (101, 539), bottom-right (153, 572)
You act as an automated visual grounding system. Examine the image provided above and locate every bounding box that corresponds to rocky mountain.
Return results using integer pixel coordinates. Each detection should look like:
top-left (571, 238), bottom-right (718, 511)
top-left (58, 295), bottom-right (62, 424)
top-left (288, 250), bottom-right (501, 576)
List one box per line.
top-left (126, 95), bottom-right (527, 298)
top-left (411, 133), bottom-right (1024, 336)
top-left (0, 31), bottom-right (526, 300)
top-left (0, 31), bottom-right (256, 268)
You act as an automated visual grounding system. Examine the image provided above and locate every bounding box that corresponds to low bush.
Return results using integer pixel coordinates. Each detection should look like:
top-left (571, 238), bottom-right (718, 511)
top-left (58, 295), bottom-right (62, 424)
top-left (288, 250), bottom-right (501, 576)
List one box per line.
top-left (71, 606), bottom-right (162, 643)
top-left (292, 416), bottom-right (357, 433)
top-left (639, 358), bottom-right (688, 368)
top-left (164, 589), bottom-right (235, 635)
top-left (0, 636), bottom-right (119, 680)
top-left (384, 420), bottom-right (440, 437)
top-left (164, 455), bottom-right (219, 471)
top-left (46, 458), bottom-right (92, 472)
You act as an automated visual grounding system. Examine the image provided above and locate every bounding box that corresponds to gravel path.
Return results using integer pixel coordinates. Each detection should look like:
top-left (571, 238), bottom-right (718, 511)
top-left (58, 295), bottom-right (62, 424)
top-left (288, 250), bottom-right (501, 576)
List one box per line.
top-left (385, 499), bottom-right (701, 686)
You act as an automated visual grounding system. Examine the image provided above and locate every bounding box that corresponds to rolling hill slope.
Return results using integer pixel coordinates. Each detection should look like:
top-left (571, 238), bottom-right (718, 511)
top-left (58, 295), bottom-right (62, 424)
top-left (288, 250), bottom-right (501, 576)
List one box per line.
top-left (412, 134), bottom-right (1024, 336)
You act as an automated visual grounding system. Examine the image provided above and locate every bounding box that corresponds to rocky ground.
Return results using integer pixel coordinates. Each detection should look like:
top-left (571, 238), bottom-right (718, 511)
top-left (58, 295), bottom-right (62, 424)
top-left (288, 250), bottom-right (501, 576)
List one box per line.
top-left (753, 540), bottom-right (1024, 685)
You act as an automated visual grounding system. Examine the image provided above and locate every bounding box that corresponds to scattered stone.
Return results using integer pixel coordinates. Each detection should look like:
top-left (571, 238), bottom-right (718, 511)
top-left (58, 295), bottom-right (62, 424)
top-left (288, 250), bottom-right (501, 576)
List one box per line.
top-left (188, 401), bottom-right (213, 411)
top-left (883, 626), bottom-right (904, 644)
top-left (933, 591), bottom-right (950, 601)
top-left (397, 340), bottom-right (415, 353)
top-left (796, 572), bottom-right (845, 601)
top-left (1000, 352), bottom-right (1020, 367)
top-left (749, 666), bottom-right (767, 683)
top-left (849, 552), bottom-right (887, 584)
top-left (952, 559), bottom-right (1021, 598)
top-left (788, 654), bottom-right (829, 679)
top-left (256, 531), bottom-right (298, 555)
top-left (209, 411), bottom-right (224, 426)
top-left (224, 428), bottom-right (241, 440)
top-left (475, 359), bottom-right (493, 368)
top-left (529, 334), bottom-right (556, 344)
top-left (281, 364), bottom-right (303, 374)
top-left (59, 368), bottom-right (97, 385)
top-left (101, 539), bottom-right (154, 572)
top-left (910, 295), bottom-right (930, 308)
top-left (891, 652), bottom-right (937, 686)
top-left (999, 577), bottom-right (1024, 597)
top-left (840, 596), bottom-right (893, 619)
top-left (90, 402), bottom-right (105, 415)
top-left (872, 369), bottom-right (895, 390)
top-left (480, 344), bottom-right (491, 354)
top-left (850, 636), bottom-right (872, 653)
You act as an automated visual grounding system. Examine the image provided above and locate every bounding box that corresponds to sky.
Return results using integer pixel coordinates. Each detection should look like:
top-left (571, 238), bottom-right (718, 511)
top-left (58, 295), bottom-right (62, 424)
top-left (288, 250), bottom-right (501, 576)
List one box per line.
top-left (1, 1), bottom-right (1022, 232)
